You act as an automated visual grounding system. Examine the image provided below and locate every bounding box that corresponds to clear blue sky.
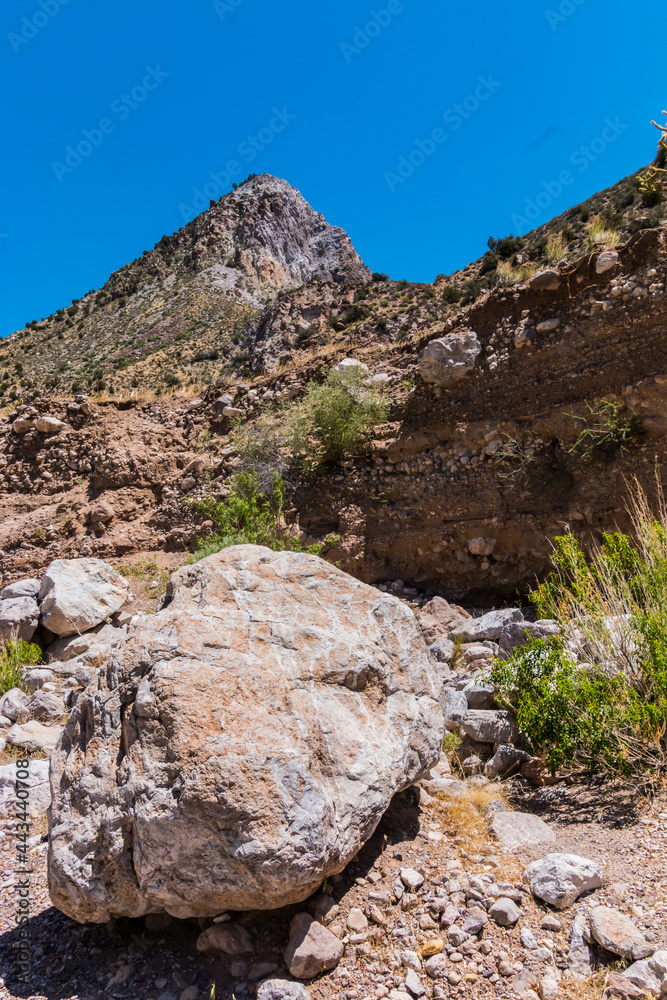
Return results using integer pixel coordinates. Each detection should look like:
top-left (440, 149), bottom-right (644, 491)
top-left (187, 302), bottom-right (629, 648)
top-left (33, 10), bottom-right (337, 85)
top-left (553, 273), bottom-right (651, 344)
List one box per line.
top-left (1, 0), bottom-right (663, 335)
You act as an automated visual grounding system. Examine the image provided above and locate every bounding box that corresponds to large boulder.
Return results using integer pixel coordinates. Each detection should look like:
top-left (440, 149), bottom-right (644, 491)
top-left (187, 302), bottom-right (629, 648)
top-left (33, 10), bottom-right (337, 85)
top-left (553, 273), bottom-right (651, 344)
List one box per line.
top-left (38, 559), bottom-right (131, 637)
top-left (418, 330), bottom-right (482, 386)
top-left (48, 546), bottom-right (444, 923)
top-left (0, 596), bottom-right (40, 641)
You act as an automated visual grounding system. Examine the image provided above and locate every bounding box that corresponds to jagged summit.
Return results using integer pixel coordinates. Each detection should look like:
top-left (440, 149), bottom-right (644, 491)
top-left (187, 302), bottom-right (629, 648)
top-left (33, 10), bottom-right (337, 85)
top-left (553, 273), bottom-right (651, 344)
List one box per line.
top-left (98, 173), bottom-right (371, 306)
top-left (2, 175), bottom-right (371, 396)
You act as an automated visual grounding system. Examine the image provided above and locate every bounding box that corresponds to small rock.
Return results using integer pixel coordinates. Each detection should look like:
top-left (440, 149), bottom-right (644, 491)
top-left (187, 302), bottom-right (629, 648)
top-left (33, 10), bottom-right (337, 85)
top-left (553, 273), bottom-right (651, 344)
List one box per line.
top-left (418, 330), bottom-right (482, 386)
top-left (539, 977), bottom-right (559, 1000)
top-left (568, 912), bottom-right (595, 973)
top-left (405, 968), bottom-right (426, 997)
top-left (462, 908), bottom-right (488, 935)
top-left (6, 720), bottom-right (62, 753)
top-left (38, 558), bottom-right (131, 637)
top-left (541, 915), bottom-right (562, 932)
top-left (180, 988), bottom-right (199, 1000)
top-left (622, 951), bottom-right (667, 993)
top-left (596, 250), bottom-right (619, 274)
top-left (490, 811), bottom-right (556, 850)
top-left (489, 898), bottom-right (522, 926)
top-left (424, 955), bottom-right (448, 979)
top-left (334, 358), bottom-right (369, 373)
top-left (0, 596), bottom-right (40, 642)
top-left (524, 854), bottom-right (603, 909)
top-left (257, 982), bottom-right (311, 1000)
top-left (422, 939), bottom-right (444, 957)
top-left (485, 745), bottom-right (531, 779)
top-left (22, 668), bottom-right (56, 692)
top-left (0, 579), bottom-right (40, 600)
top-left (450, 608), bottom-right (524, 643)
top-left (460, 710), bottom-right (518, 744)
top-left (530, 270), bottom-right (561, 291)
top-left (521, 927), bottom-right (539, 950)
top-left (223, 406), bottom-right (244, 418)
top-left (535, 319), bottom-right (560, 333)
top-left (589, 906), bottom-right (652, 960)
top-left (400, 868), bottom-right (425, 890)
top-left (401, 950), bottom-right (422, 972)
top-left (284, 913), bottom-right (344, 979)
top-left (35, 415), bottom-right (66, 434)
top-left (90, 500), bottom-right (114, 523)
top-left (0, 688), bottom-right (29, 724)
top-left (196, 923), bottom-right (254, 955)
top-left (346, 908), bottom-right (368, 932)
top-left (27, 690), bottom-right (66, 721)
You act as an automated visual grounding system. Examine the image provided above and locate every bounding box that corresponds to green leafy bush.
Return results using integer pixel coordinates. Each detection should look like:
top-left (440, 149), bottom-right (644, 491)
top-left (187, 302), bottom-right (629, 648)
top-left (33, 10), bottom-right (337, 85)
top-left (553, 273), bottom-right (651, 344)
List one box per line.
top-left (291, 366), bottom-right (388, 465)
top-left (0, 640), bottom-right (42, 697)
top-left (495, 483), bottom-right (667, 778)
top-left (187, 472), bottom-right (325, 562)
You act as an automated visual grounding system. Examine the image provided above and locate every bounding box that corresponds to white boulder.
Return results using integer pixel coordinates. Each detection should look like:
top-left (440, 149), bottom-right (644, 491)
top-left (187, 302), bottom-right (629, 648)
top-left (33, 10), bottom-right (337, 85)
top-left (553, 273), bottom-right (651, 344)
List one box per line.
top-left (38, 559), bottom-right (131, 637)
top-left (48, 546), bottom-right (444, 922)
top-left (0, 596), bottom-right (40, 641)
top-left (418, 330), bottom-right (482, 386)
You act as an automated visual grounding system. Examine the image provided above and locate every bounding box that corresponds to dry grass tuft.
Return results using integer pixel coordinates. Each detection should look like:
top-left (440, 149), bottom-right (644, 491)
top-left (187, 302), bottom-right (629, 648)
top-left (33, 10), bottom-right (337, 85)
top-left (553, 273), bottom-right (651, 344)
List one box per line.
top-left (432, 781), bottom-right (510, 857)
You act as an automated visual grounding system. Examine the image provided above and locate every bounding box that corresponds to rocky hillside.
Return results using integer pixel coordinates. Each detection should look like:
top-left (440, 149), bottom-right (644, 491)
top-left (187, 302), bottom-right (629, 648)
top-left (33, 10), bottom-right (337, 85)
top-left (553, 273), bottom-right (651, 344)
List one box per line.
top-left (2, 148), bottom-right (665, 403)
top-left (1, 224), bottom-right (666, 602)
top-left (0, 175), bottom-right (370, 398)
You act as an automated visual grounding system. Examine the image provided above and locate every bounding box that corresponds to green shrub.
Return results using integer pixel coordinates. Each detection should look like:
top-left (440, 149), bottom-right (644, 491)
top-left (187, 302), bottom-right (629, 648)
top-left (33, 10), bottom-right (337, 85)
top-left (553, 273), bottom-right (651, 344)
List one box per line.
top-left (0, 640), bottom-right (42, 697)
top-left (187, 472), bottom-right (324, 561)
top-left (569, 399), bottom-right (643, 462)
top-left (441, 285), bottom-right (463, 303)
top-left (495, 483), bottom-right (667, 779)
top-left (291, 366), bottom-right (388, 465)
top-left (487, 234), bottom-right (524, 259)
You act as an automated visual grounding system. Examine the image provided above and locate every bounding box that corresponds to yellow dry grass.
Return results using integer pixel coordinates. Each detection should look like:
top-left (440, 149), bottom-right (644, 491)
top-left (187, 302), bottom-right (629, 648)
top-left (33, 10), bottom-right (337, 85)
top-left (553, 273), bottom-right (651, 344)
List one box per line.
top-left (431, 780), bottom-right (511, 857)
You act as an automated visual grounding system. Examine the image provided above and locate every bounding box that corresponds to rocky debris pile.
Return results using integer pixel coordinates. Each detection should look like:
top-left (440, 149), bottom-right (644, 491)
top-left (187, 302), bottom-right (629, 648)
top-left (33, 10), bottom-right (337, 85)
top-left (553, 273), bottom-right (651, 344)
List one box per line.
top-left (412, 601), bottom-right (559, 784)
top-left (48, 545), bottom-right (444, 923)
top-left (0, 558), bottom-right (131, 765)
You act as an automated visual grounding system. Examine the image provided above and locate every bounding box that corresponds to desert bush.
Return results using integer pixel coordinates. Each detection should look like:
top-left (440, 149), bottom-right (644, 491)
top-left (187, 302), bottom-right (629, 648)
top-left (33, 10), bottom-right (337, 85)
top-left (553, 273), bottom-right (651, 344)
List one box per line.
top-left (0, 640), bottom-right (42, 697)
top-left (487, 234), bottom-right (524, 259)
top-left (568, 399), bottom-right (643, 462)
top-left (187, 472), bottom-right (324, 561)
top-left (441, 285), bottom-right (463, 303)
top-left (291, 366), bottom-right (388, 465)
top-left (494, 480), bottom-right (667, 779)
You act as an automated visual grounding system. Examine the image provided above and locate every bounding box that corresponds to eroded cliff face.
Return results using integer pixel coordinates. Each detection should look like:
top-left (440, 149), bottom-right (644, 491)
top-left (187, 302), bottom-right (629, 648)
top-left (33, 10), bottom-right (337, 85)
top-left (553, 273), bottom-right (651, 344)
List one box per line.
top-left (264, 230), bottom-right (667, 599)
top-left (1, 231), bottom-right (666, 601)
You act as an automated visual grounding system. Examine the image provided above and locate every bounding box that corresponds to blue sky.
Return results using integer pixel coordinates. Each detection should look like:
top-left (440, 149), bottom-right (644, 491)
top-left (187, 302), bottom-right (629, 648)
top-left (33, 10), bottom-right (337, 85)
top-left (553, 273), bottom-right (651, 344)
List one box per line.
top-left (1, 0), bottom-right (663, 335)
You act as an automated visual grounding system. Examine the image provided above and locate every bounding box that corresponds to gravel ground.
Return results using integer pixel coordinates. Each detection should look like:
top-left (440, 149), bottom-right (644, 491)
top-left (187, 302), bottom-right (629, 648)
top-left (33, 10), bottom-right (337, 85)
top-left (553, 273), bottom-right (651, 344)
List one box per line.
top-left (1, 777), bottom-right (666, 1000)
